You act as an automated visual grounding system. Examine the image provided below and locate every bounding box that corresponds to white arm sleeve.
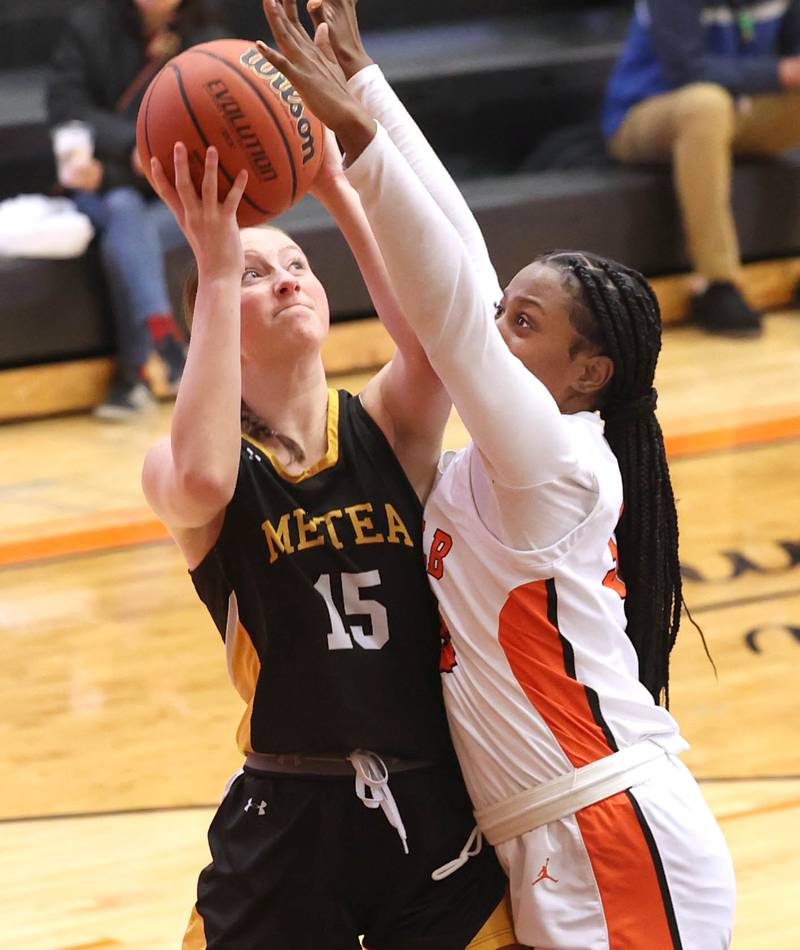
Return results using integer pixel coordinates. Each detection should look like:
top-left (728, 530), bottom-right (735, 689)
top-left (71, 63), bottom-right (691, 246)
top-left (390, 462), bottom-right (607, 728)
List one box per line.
top-left (345, 125), bottom-right (579, 490)
top-left (347, 64), bottom-right (501, 314)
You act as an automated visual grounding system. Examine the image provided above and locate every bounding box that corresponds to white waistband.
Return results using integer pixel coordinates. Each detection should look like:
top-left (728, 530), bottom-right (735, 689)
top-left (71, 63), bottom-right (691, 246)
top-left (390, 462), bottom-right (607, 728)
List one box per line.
top-left (475, 740), bottom-right (672, 846)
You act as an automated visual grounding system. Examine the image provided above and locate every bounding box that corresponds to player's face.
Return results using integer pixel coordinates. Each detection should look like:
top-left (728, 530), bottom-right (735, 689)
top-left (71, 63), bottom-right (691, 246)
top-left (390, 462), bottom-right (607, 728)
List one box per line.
top-left (239, 227), bottom-right (330, 359)
top-left (495, 262), bottom-right (598, 409)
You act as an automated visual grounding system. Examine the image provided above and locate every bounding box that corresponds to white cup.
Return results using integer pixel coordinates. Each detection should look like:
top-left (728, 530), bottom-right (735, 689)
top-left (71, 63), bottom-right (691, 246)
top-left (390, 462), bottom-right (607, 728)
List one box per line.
top-left (51, 121), bottom-right (95, 186)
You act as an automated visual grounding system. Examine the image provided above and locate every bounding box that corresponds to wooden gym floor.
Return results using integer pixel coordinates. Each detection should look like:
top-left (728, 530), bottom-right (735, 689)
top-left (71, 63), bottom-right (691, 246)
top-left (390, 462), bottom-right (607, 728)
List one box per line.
top-left (1, 311), bottom-right (799, 948)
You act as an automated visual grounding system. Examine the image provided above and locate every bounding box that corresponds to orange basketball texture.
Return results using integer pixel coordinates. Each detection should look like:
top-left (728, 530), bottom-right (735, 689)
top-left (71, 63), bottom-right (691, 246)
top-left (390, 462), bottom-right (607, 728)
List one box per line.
top-left (136, 38), bottom-right (325, 226)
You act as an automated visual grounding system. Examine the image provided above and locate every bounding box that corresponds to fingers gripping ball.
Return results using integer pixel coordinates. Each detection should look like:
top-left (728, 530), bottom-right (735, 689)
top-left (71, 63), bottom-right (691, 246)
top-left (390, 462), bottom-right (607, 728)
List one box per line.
top-left (136, 38), bottom-right (325, 225)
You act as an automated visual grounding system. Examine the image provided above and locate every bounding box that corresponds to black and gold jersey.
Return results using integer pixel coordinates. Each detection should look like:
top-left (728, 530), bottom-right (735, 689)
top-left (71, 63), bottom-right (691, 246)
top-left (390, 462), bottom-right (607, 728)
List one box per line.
top-left (191, 389), bottom-right (454, 761)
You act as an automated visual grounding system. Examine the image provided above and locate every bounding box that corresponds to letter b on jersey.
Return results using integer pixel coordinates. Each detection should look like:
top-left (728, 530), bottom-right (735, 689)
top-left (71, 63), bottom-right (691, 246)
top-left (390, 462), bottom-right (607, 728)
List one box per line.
top-left (427, 529), bottom-right (453, 580)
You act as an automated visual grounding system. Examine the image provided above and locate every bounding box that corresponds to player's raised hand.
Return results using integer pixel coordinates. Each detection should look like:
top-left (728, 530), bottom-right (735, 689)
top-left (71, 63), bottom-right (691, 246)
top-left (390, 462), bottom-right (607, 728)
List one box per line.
top-left (150, 143), bottom-right (247, 281)
top-left (258, 0), bottom-right (375, 157)
top-left (307, 0), bottom-right (373, 81)
top-left (306, 7), bottom-right (343, 81)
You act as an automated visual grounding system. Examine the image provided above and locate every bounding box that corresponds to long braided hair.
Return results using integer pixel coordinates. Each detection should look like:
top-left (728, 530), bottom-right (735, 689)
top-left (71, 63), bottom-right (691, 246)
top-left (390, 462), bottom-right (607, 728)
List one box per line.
top-left (538, 251), bottom-right (681, 706)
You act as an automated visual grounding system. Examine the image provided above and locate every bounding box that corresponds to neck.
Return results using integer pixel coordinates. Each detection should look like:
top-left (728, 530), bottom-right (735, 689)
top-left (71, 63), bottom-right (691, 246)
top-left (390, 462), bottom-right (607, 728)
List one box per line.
top-left (560, 392), bottom-right (598, 415)
top-left (241, 356), bottom-right (330, 469)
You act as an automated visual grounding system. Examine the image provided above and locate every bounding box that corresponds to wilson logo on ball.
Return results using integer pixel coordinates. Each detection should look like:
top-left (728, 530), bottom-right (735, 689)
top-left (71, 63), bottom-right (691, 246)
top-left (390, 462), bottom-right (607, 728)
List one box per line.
top-left (204, 79), bottom-right (279, 182)
top-left (240, 47), bottom-right (317, 166)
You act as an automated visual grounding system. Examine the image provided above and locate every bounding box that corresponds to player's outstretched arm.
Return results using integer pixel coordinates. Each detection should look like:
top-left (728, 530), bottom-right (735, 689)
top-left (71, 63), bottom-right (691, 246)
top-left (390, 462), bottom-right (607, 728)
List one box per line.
top-left (260, 0), bottom-right (575, 491)
top-left (309, 134), bottom-right (451, 500)
top-left (142, 145), bottom-right (248, 533)
top-left (307, 0), bottom-right (500, 310)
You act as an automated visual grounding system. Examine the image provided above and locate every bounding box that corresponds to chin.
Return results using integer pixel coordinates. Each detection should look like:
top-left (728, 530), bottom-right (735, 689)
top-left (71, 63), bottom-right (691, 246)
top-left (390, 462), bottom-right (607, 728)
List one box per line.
top-left (282, 314), bottom-right (329, 351)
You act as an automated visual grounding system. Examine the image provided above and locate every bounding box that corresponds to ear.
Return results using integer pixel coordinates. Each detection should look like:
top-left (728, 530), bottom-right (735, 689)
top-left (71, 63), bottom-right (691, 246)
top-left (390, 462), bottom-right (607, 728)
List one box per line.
top-left (574, 353), bottom-right (614, 396)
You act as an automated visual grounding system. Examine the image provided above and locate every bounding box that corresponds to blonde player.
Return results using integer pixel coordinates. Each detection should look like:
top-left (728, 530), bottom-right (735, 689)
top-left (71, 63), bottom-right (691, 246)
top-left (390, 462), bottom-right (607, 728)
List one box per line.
top-left (261, 1), bottom-right (737, 946)
top-left (142, 0), bottom-right (527, 941)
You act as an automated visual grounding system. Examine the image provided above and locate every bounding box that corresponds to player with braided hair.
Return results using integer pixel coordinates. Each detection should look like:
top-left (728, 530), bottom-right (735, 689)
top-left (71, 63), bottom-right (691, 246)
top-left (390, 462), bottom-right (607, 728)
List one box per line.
top-left (260, 1), bottom-right (737, 945)
top-left (536, 251), bottom-right (683, 707)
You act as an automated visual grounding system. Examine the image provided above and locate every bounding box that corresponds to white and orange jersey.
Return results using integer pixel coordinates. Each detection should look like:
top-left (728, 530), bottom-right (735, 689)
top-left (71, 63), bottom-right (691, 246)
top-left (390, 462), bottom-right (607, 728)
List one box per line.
top-left (346, 123), bottom-right (686, 810)
top-left (424, 435), bottom-right (687, 811)
top-left (347, 93), bottom-right (733, 950)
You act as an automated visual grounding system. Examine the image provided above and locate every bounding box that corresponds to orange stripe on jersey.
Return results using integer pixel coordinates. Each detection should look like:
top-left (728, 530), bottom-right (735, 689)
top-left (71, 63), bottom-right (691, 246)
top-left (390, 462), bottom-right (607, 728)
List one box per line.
top-left (498, 578), bottom-right (617, 768)
top-left (603, 539), bottom-right (626, 598)
top-left (575, 790), bottom-right (682, 948)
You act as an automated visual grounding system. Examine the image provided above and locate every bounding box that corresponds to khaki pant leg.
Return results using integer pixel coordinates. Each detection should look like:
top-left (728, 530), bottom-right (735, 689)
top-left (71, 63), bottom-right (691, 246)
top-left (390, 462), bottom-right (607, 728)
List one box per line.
top-left (610, 83), bottom-right (741, 282)
top-left (733, 90), bottom-right (800, 154)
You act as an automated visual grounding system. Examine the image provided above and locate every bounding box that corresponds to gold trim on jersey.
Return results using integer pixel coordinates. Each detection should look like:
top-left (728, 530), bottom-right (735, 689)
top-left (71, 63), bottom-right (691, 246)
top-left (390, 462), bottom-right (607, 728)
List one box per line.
top-left (243, 388), bottom-right (340, 483)
top-left (182, 905), bottom-right (207, 949)
top-left (466, 891), bottom-right (517, 949)
top-left (224, 592), bottom-right (261, 755)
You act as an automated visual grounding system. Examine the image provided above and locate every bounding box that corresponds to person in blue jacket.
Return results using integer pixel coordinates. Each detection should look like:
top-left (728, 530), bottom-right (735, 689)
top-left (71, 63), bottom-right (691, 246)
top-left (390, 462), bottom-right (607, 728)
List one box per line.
top-left (603, 1), bottom-right (800, 336)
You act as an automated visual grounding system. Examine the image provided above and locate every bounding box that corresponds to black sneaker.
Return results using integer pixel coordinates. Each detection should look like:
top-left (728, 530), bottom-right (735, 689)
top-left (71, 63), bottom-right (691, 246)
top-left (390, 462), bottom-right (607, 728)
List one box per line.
top-left (94, 379), bottom-right (156, 421)
top-left (155, 335), bottom-right (187, 393)
top-left (689, 282), bottom-right (762, 337)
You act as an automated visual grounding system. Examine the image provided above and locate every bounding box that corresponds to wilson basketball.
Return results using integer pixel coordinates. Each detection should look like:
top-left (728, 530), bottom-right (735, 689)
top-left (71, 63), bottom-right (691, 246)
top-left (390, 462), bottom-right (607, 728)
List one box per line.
top-left (136, 38), bottom-right (325, 226)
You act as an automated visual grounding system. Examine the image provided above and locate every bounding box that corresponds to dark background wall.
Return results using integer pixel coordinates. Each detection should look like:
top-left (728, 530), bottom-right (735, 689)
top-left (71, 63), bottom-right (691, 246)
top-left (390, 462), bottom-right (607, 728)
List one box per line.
top-left (0, 0), bottom-right (630, 195)
top-left (1, 1), bottom-right (799, 370)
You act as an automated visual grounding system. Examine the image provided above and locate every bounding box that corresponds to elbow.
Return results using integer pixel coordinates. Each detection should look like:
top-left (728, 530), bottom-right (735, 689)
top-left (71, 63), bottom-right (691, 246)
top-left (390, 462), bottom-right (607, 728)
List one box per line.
top-left (169, 429), bottom-right (241, 512)
top-left (175, 465), bottom-right (237, 512)
top-left (142, 437), bottom-right (238, 528)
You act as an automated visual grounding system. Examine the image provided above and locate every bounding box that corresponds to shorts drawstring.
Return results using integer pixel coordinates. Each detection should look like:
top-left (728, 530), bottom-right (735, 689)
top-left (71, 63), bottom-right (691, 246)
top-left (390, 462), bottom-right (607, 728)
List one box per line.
top-left (348, 750), bottom-right (410, 855)
top-left (245, 749), bottom-right (480, 878)
top-left (431, 825), bottom-right (483, 880)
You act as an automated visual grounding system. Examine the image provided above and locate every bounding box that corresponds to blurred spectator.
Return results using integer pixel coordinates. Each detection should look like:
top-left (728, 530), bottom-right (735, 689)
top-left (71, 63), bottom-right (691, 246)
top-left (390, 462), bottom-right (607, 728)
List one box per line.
top-left (47, 0), bottom-right (225, 419)
top-left (603, 0), bottom-right (800, 336)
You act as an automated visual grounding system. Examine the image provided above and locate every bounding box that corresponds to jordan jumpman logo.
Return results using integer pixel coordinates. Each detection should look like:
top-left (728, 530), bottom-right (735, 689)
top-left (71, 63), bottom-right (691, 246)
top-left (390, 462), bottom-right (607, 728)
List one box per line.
top-left (532, 857), bottom-right (559, 886)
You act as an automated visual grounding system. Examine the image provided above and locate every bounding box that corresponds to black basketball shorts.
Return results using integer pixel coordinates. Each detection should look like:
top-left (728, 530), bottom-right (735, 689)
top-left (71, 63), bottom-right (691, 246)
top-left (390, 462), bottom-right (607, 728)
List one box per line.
top-left (184, 762), bottom-right (507, 949)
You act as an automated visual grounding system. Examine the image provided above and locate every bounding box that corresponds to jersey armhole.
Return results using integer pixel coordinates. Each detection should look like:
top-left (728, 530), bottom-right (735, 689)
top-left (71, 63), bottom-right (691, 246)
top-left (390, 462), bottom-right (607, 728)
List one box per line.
top-left (352, 390), bottom-right (425, 517)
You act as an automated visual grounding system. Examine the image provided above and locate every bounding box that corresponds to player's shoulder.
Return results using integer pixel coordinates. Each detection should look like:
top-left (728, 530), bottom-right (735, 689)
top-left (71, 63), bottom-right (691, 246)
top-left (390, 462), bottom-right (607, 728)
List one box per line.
top-left (566, 410), bottom-right (610, 452)
top-left (563, 410), bottom-right (620, 486)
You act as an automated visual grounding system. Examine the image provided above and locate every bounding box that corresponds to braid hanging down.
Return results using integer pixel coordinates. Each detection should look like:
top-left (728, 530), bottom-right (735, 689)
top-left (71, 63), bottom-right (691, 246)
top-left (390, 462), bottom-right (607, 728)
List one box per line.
top-left (539, 251), bottom-right (682, 706)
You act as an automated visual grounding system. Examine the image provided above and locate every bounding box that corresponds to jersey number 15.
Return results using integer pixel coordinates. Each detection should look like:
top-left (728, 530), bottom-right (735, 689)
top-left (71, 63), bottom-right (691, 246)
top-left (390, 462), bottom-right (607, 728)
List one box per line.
top-left (314, 571), bottom-right (390, 651)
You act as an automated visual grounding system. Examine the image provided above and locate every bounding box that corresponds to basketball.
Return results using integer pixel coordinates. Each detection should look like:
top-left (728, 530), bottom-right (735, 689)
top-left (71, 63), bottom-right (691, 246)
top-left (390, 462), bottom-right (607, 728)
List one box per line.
top-left (136, 38), bottom-right (325, 226)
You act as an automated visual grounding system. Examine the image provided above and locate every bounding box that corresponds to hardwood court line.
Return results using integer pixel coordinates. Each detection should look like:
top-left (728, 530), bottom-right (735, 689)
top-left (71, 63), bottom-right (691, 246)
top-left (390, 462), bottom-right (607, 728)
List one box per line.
top-left (664, 414), bottom-right (800, 459)
top-left (0, 513), bottom-right (168, 568)
top-left (1, 415), bottom-right (798, 568)
top-left (0, 803), bottom-right (215, 826)
top-left (61, 942), bottom-right (121, 950)
top-left (689, 585), bottom-right (800, 615)
top-left (699, 774), bottom-right (800, 783)
top-left (716, 797), bottom-right (800, 825)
